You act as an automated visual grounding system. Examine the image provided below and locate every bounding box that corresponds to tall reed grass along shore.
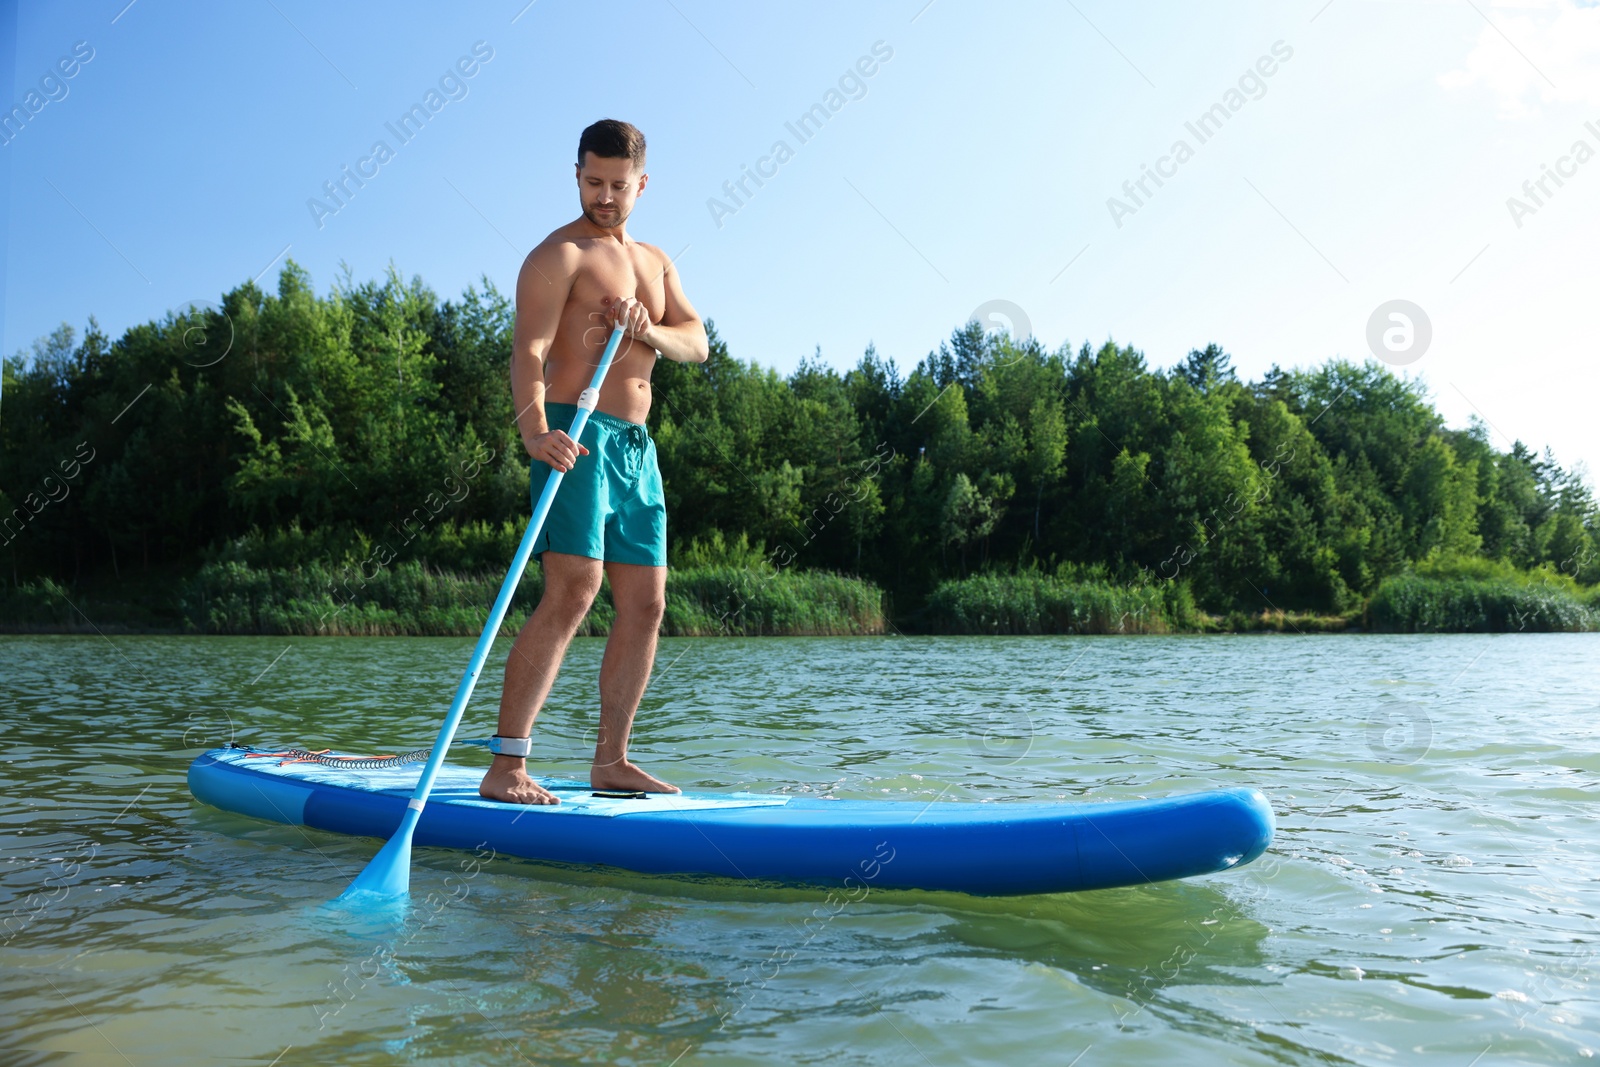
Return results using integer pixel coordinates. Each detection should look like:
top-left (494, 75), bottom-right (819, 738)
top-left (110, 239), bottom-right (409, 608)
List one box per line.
top-left (2, 562), bottom-right (1593, 635)
top-left (123, 561), bottom-right (881, 637)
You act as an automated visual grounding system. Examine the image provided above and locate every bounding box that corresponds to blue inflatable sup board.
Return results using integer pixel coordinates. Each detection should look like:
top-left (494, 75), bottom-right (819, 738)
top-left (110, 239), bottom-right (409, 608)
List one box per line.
top-left (188, 745), bottom-right (1274, 896)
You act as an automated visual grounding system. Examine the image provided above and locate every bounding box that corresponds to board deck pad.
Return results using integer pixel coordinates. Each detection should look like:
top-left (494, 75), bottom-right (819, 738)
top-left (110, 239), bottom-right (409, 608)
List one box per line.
top-left (220, 748), bottom-right (792, 817)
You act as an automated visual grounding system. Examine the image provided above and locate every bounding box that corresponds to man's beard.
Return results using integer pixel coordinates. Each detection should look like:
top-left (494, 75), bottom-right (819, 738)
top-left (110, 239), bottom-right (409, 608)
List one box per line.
top-left (583, 202), bottom-right (626, 227)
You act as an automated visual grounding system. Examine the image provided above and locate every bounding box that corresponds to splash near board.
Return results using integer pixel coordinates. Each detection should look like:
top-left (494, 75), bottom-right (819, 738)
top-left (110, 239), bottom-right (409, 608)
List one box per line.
top-left (188, 745), bottom-right (1274, 896)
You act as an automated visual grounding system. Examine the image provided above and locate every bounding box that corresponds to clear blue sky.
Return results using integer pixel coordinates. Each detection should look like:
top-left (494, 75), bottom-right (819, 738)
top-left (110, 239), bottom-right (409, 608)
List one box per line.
top-left (4, 0), bottom-right (1597, 481)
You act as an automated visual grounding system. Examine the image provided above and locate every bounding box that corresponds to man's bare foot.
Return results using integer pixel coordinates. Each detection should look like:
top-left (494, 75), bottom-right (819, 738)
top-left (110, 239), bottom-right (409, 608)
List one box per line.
top-left (591, 759), bottom-right (680, 794)
top-left (479, 757), bottom-right (561, 805)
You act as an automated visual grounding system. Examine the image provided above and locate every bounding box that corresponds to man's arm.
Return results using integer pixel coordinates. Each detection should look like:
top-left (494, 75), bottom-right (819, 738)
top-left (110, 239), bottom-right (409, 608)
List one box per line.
top-left (618, 249), bottom-right (708, 363)
top-left (510, 242), bottom-right (586, 471)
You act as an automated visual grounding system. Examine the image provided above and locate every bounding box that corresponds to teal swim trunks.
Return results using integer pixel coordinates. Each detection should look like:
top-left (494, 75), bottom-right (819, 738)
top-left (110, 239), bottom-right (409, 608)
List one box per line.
top-left (529, 402), bottom-right (667, 567)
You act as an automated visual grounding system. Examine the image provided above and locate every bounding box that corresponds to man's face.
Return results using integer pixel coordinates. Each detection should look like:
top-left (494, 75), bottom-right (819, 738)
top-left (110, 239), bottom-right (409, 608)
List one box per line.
top-left (577, 152), bottom-right (646, 228)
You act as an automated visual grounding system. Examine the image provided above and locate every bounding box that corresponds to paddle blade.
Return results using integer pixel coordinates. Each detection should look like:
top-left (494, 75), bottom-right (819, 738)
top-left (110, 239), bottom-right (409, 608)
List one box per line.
top-left (333, 807), bottom-right (419, 906)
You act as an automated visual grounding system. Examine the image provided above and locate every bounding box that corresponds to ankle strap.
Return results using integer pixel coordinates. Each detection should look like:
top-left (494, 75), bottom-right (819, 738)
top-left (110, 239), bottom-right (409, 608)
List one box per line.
top-left (489, 735), bottom-right (532, 758)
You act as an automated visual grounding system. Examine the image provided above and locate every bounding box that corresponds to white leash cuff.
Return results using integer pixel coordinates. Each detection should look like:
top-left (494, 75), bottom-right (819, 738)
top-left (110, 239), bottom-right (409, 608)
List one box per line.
top-left (488, 735), bottom-right (533, 758)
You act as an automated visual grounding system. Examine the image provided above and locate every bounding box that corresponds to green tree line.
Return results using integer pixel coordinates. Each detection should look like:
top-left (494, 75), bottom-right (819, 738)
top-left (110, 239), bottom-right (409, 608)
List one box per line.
top-left (2, 261), bottom-right (1596, 627)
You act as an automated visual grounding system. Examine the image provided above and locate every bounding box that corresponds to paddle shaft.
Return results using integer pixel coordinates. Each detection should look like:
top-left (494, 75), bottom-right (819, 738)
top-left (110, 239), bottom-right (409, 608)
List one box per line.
top-left (337, 325), bottom-right (629, 901)
top-left (406, 323), bottom-right (628, 809)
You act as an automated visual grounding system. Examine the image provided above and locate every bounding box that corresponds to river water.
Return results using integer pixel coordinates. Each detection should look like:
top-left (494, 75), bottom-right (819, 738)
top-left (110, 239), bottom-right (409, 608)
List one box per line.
top-left (2, 632), bottom-right (1597, 1065)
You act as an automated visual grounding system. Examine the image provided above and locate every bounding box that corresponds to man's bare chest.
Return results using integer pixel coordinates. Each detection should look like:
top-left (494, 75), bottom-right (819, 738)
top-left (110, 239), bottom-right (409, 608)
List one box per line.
top-left (568, 250), bottom-right (665, 320)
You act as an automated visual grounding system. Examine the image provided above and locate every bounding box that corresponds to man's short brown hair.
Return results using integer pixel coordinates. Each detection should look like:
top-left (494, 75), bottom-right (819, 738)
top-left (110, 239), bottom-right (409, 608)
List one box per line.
top-left (578, 119), bottom-right (646, 171)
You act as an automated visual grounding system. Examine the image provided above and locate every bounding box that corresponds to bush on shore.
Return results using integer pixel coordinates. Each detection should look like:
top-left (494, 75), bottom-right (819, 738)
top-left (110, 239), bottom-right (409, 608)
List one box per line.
top-left (1366, 555), bottom-right (1598, 632)
top-left (921, 570), bottom-right (1202, 634)
top-left (1368, 574), bottom-right (1597, 632)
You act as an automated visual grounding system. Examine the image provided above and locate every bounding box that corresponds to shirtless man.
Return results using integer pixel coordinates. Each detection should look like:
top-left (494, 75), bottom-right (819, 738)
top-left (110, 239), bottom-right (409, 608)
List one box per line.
top-left (479, 119), bottom-right (708, 806)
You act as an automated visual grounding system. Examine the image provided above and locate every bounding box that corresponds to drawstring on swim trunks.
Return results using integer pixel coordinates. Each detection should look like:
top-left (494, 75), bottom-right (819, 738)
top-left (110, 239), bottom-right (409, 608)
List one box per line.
top-left (624, 424), bottom-right (646, 483)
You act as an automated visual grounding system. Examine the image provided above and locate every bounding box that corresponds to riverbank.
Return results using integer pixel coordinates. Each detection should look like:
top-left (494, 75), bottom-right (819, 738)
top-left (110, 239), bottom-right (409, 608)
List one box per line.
top-left (917, 568), bottom-right (1598, 634)
top-left (918, 572), bottom-right (1356, 634)
top-left (2, 563), bottom-right (1594, 635)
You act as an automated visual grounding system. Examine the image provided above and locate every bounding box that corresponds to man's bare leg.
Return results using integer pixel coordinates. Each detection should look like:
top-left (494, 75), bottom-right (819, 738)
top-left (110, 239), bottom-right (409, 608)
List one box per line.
top-left (592, 561), bottom-right (679, 793)
top-left (479, 552), bottom-right (603, 805)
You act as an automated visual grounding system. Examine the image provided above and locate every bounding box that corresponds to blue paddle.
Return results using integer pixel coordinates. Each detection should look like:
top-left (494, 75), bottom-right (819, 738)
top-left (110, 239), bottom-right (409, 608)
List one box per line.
top-left (335, 323), bottom-right (628, 906)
